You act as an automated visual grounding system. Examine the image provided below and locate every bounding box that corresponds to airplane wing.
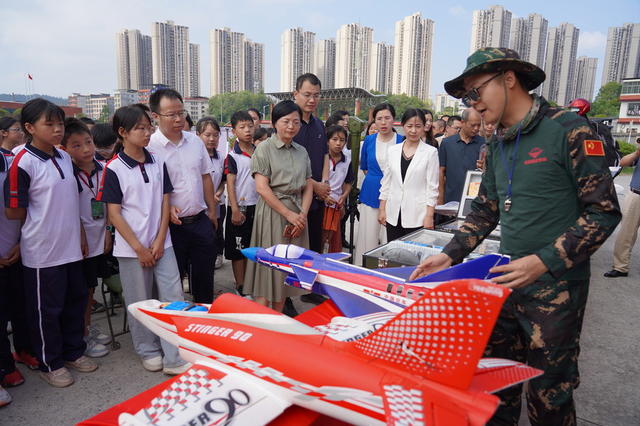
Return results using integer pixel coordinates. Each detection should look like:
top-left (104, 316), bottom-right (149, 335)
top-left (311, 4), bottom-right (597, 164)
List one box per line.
top-left (407, 254), bottom-right (510, 284)
top-left (470, 358), bottom-right (543, 394)
top-left (290, 264), bottom-right (318, 290)
top-left (319, 252), bottom-right (351, 261)
top-left (80, 361), bottom-right (291, 426)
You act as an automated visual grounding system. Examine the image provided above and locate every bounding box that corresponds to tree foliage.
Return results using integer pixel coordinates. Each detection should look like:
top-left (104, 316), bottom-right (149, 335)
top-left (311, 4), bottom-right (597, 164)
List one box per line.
top-left (98, 105), bottom-right (110, 123)
top-left (357, 93), bottom-right (433, 120)
top-left (208, 91), bottom-right (270, 125)
top-left (591, 82), bottom-right (622, 117)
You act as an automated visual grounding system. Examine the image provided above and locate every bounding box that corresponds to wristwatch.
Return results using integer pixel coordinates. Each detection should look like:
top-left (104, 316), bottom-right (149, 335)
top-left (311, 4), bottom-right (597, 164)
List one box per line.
top-left (105, 225), bottom-right (115, 232)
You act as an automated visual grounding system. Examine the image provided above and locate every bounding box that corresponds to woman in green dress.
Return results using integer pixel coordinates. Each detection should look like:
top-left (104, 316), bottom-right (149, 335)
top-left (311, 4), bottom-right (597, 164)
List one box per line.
top-left (244, 100), bottom-right (314, 312)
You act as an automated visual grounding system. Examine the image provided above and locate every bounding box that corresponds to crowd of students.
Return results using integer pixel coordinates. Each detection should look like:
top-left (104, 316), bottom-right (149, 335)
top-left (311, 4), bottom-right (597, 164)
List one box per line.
top-left (0, 73), bottom-right (486, 407)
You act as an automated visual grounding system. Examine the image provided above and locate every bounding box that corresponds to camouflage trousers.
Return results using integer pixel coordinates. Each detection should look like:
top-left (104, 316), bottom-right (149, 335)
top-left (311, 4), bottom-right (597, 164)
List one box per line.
top-left (485, 279), bottom-right (589, 426)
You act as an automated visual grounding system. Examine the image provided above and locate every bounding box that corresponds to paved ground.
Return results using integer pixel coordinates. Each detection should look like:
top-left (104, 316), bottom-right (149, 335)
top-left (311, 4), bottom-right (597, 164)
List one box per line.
top-left (3, 178), bottom-right (640, 425)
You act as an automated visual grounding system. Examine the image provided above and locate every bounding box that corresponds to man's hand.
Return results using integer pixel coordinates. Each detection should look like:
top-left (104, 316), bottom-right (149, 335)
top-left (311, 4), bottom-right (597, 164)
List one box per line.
top-left (489, 254), bottom-right (548, 288)
top-left (231, 208), bottom-right (245, 226)
top-left (170, 206), bottom-right (182, 225)
top-left (81, 227), bottom-right (89, 258)
top-left (409, 253), bottom-right (453, 281)
top-left (313, 180), bottom-right (331, 199)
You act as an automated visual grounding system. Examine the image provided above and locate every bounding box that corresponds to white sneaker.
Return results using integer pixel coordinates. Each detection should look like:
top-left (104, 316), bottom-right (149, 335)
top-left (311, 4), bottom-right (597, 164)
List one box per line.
top-left (142, 356), bottom-right (163, 372)
top-left (0, 385), bottom-right (11, 407)
top-left (163, 362), bottom-right (192, 376)
top-left (89, 325), bottom-right (111, 345)
top-left (214, 255), bottom-right (223, 269)
top-left (84, 336), bottom-right (109, 358)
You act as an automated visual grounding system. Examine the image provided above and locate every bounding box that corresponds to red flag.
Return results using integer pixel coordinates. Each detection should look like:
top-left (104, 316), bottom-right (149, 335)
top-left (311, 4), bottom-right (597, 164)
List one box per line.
top-left (584, 140), bottom-right (605, 156)
top-left (27, 74), bottom-right (33, 80)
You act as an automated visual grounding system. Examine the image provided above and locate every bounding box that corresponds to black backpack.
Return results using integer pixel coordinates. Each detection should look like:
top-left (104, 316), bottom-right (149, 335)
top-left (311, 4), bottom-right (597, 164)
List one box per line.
top-left (589, 119), bottom-right (621, 167)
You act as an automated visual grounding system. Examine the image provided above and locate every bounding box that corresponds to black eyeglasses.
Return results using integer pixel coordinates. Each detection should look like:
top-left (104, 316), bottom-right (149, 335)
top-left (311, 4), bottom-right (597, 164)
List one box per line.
top-left (461, 73), bottom-right (502, 107)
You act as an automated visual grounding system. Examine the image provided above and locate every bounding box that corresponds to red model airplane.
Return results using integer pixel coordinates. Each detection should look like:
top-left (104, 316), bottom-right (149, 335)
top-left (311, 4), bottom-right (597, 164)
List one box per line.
top-left (82, 279), bottom-right (541, 426)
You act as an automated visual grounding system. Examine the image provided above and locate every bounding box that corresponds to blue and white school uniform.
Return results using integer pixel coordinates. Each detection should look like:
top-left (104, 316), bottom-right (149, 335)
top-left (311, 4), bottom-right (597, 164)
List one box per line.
top-left (3, 143), bottom-right (86, 372)
top-left (97, 148), bottom-right (185, 368)
top-left (224, 143), bottom-right (258, 261)
top-left (0, 148), bottom-right (32, 379)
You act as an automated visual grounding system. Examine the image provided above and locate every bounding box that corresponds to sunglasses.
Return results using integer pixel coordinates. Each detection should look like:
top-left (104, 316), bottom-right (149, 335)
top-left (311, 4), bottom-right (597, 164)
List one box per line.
top-left (461, 73), bottom-right (502, 107)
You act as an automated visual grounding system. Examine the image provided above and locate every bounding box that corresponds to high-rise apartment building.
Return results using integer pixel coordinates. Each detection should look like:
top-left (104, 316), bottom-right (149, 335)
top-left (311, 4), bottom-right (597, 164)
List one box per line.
top-left (508, 13), bottom-right (548, 94)
top-left (542, 23), bottom-right (580, 106)
top-left (188, 43), bottom-right (200, 97)
top-left (392, 12), bottom-right (434, 100)
top-left (470, 5), bottom-right (512, 53)
top-left (210, 28), bottom-right (264, 95)
top-left (151, 20), bottom-right (196, 96)
top-left (575, 57), bottom-right (598, 101)
top-left (245, 40), bottom-right (265, 93)
top-left (602, 23), bottom-right (640, 85)
top-left (280, 28), bottom-right (315, 92)
top-left (335, 23), bottom-right (373, 89)
top-left (314, 39), bottom-right (336, 89)
top-left (369, 42), bottom-right (394, 94)
top-left (434, 93), bottom-right (461, 114)
top-left (506, 14), bottom-right (549, 65)
top-left (116, 29), bottom-right (152, 91)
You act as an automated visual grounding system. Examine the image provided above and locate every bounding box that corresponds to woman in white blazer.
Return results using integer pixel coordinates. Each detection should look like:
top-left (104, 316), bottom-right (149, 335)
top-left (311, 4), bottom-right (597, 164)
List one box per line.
top-left (378, 109), bottom-right (439, 241)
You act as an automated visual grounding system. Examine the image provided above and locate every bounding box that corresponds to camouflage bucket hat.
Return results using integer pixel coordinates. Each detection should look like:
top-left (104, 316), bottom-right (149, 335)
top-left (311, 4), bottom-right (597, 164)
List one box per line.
top-left (444, 47), bottom-right (546, 98)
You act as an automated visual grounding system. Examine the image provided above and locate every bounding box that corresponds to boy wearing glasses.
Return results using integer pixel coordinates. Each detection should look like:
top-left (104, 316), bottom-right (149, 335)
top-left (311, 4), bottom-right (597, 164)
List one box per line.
top-left (410, 48), bottom-right (621, 425)
top-left (149, 89), bottom-right (218, 303)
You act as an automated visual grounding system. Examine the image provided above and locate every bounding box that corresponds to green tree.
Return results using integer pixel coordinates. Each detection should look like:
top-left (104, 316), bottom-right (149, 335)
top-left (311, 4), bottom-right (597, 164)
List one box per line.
top-left (591, 82), bottom-right (622, 117)
top-left (98, 105), bottom-right (110, 123)
top-left (208, 91), bottom-right (269, 125)
top-left (356, 93), bottom-right (433, 120)
top-left (0, 108), bottom-right (9, 118)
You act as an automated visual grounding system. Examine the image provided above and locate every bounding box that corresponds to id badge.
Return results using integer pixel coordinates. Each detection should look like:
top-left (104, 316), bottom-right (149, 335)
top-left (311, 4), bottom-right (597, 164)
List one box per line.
top-left (91, 198), bottom-right (105, 220)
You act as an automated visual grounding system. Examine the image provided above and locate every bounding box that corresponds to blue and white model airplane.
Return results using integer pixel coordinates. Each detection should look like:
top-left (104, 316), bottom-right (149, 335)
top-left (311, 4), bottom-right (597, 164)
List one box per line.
top-left (242, 244), bottom-right (508, 318)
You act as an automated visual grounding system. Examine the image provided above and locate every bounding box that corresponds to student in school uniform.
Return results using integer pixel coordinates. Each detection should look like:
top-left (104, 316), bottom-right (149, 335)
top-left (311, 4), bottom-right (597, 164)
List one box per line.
top-left (4, 98), bottom-right (97, 388)
top-left (196, 117), bottom-right (226, 269)
top-left (61, 118), bottom-right (112, 358)
top-left (320, 125), bottom-right (354, 253)
top-left (0, 132), bottom-right (26, 406)
top-left (0, 118), bottom-right (38, 376)
top-left (91, 123), bottom-right (118, 162)
top-left (225, 111), bottom-right (257, 295)
top-left (148, 89), bottom-right (218, 304)
top-left (253, 127), bottom-right (268, 146)
top-left (97, 104), bottom-right (189, 375)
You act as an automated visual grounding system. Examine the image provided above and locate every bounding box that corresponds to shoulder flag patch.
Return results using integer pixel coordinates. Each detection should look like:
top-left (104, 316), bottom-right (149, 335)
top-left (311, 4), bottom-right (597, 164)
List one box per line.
top-left (584, 140), bottom-right (605, 156)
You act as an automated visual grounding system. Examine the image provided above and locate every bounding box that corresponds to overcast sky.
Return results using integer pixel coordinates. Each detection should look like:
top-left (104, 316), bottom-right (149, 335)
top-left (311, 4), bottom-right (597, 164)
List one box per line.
top-left (1, 0), bottom-right (638, 101)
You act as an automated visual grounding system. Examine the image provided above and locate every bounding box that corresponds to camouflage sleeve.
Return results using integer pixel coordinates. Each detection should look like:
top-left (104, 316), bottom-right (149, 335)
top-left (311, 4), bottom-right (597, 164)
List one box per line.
top-left (443, 142), bottom-right (500, 263)
top-left (536, 117), bottom-right (621, 278)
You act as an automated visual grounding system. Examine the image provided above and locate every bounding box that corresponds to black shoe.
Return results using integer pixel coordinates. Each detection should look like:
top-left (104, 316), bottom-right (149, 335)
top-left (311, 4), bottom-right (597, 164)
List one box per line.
top-left (91, 301), bottom-right (106, 314)
top-left (282, 297), bottom-right (299, 318)
top-left (300, 293), bottom-right (326, 305)
top-left (342, 240), bottom-right (354, 250)
top-left (604, 269), bottom-right (628, 278)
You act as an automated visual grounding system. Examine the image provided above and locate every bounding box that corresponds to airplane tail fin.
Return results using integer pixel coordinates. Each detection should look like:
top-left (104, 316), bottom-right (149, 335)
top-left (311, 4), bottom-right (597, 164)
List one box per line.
top-left (351, 279), bottom-right (510, 390)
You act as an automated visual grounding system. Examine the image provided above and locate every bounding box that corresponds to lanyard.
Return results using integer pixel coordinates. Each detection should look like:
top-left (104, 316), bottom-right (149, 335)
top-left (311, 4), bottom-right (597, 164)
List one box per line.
top-left (78, 169), bottom-right (100, 197)
top-left (498, 127), bottom-right (522, 211)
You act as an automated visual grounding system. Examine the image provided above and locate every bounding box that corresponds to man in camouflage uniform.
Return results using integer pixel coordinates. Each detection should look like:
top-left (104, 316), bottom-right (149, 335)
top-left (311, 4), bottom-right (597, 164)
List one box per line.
top-left (410, 48), bottom-right (621, 425)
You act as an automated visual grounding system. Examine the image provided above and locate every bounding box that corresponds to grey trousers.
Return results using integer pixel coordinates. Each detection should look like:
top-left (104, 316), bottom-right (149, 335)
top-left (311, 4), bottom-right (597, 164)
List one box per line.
top-left (613, 189), bottom-right (640, 273)
top-left (117, 247), bottom-right (185, 368)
